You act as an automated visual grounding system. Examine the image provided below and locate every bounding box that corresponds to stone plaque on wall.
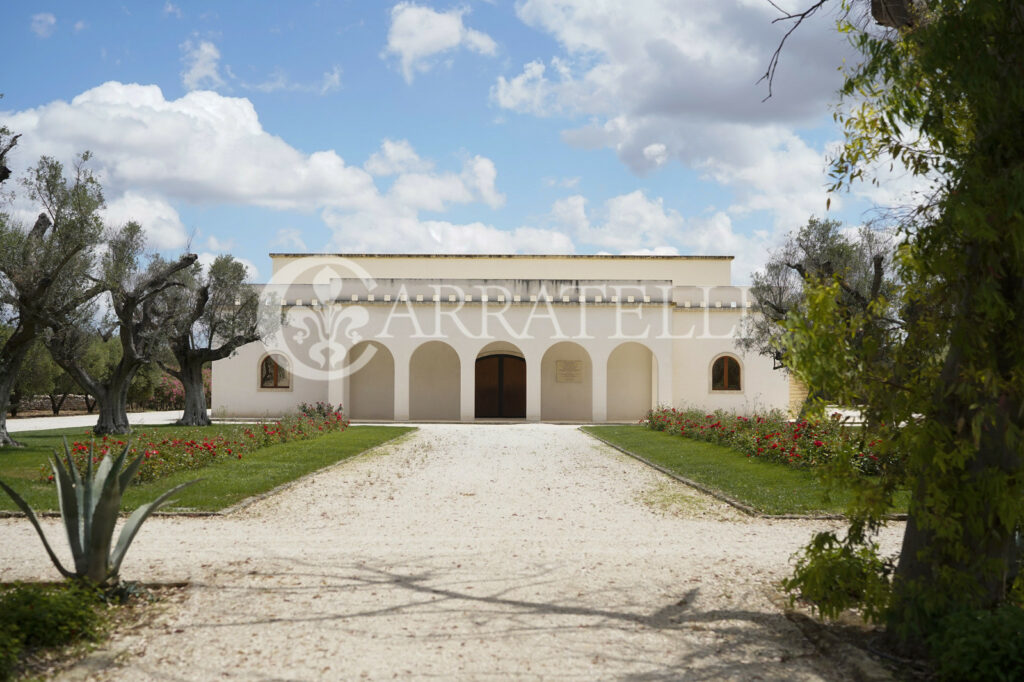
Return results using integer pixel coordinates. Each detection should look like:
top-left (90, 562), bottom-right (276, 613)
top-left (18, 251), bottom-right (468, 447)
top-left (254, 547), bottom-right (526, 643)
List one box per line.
top-left (555, 360), bottom-right (582, 383)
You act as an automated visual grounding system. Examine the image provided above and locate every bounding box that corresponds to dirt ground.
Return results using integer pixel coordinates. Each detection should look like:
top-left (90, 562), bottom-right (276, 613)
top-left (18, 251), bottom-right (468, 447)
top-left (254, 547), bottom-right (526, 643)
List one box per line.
top-left (0, 424), bottom-right (905, 680)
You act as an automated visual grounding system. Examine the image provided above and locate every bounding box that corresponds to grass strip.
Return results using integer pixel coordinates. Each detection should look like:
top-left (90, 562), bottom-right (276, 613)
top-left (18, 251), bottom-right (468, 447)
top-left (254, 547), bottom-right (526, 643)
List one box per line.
top-left (583, 425), bottom-right (898, 516)
top-left (0, 425), bottom-right (415, 513)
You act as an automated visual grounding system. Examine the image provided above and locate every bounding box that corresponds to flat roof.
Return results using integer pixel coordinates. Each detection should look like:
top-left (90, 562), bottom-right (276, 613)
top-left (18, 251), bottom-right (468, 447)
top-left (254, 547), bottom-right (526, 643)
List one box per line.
top-left (268, 253), bottom-right (734, 261)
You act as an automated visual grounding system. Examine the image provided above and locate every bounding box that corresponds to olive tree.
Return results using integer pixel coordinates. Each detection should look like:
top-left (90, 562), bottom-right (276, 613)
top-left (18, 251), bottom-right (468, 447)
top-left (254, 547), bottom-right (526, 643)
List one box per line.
top-left (160, 255), bottom-right (266, 426)
top-left (0, 153), bottom-right (105, 446)
top-left (46, 223), bottom-right (197, 435)
top-left (738, 216), bottom-right (896, 374)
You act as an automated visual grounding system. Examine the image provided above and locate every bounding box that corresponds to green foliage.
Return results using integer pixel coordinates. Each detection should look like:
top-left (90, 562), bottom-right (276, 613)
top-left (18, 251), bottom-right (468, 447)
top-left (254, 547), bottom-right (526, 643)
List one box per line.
top-left (739, 217), bottom-right (896, 373)
top-left (783, 529), bottom-right (893, 623)
top-left (644, 406), bottom-right (895, 474)
top-left (583, 425), bottom-right (886, 515)
top-left (927, 605), bottom-right (1024, 681)
top-left (37, 411), bottom-right (351, 485)
top-left (0, 581), bottom-right (105, 681)
top-left (0, 441), bottom-right (197, 585)
top-left (780, 0), bottom-right (1024, 644)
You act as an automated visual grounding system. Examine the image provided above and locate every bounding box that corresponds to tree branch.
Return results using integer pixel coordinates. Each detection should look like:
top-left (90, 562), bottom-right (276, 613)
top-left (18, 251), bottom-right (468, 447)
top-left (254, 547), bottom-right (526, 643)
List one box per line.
top-left (760, 0), bottom-right (831, 101)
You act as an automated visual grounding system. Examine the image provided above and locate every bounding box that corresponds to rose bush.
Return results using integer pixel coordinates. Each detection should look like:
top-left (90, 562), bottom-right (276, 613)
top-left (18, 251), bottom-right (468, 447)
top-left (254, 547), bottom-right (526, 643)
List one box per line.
top-left (40, 409), bottom-right (349, 485)
top-left (642, 406), bottom-right (895, 475)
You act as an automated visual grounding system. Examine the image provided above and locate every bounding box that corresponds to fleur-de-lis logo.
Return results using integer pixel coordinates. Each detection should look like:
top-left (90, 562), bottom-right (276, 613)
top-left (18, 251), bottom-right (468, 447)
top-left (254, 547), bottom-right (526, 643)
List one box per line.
top-left (257, 257), bottom-right (380, 381)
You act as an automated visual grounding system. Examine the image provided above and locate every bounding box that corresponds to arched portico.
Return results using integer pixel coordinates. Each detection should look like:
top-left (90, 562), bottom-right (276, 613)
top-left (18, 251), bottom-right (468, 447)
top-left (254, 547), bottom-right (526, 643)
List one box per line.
top-left (409, 341), bottom-right (460, 420)
top-left (606, 342), bottom-right (657, 421)
top-left (347, 341), bottom-right (395, 420)
top-left (541, 342), bottom-right (592, 421)
top-left (475, 342), bottom-right (526, 418)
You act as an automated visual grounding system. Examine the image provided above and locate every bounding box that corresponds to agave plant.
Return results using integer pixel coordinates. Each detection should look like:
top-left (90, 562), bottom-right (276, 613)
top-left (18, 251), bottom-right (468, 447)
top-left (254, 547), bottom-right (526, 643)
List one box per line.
top-left (0, 439), bottom-right (197, 586)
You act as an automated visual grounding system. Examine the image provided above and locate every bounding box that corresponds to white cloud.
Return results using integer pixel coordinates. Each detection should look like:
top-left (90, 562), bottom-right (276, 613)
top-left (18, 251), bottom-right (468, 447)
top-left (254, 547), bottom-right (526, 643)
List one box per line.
top-left (494, 0), bottom-right (857, 228)
top-left (73, 20), bottom-right (86, 32)
top-left (0, 83), bottom-right (533, 259)
top-left (181, 40), bottom-right (225, 91)
top-left (320, 66), bottom-right (342, 95)
top-left (271, 228), bottom-right (308, 251)
top-left (384, 3), bottom-right (497, 83)
top-left (164, 2), bottom-right (182, 18)
top-left (543, 176), bottom-right (580, 188)
top-left (2, 82), bottom-right (378, 211)
top-left (100, 192), bottom-right (188, 250)
top-left (642, 143), bottom-right (668, 167)
top-left (205, 235), bottom-right (235, 252)
top-left (244, 65), bottom-right (343, 96)
top-left (31, 13), bottom-right (56, 38)
top-left (364, 139), bottom-right (434, 176)
top-left (550, 190), bottom-right (684, 252)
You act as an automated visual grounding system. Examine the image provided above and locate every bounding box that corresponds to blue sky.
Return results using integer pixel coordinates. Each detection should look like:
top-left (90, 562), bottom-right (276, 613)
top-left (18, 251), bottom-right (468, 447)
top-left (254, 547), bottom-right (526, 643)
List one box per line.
top-left (1, 1), bottom-right (895, 283)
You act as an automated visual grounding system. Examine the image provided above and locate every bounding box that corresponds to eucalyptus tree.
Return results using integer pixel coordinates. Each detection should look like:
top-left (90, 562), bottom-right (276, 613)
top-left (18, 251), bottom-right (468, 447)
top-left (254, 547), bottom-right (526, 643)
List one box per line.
top-left (0, 153), bottom-right (106, 447)
top-left (160, 255), bottom-right (266, 426)
top-left (45, 223), bottom-right (197, 435)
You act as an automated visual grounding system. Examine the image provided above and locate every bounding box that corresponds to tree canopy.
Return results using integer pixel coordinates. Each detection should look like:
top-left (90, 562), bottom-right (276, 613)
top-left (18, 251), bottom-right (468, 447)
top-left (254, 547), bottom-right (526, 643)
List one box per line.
top-left (776, 0), bottom-right (1024, 648)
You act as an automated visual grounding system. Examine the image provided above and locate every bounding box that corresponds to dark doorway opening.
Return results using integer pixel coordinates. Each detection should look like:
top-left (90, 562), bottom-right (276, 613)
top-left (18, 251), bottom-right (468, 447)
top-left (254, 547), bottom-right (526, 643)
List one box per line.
top-left (475, 354), bottom-right (526, 418)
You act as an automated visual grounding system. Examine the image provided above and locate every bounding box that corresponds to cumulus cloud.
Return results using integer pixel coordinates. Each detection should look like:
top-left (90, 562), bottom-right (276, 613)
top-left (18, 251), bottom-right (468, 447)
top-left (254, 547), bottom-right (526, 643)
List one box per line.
top-left (181, 40), bottom-right (225, 91)
top-left (550, 190), bottom-right (685, 252)
top-left (0, 83), bottom-right (532, 257)
top-left (31, 13), bottom-right (56, 38)
top-left (364, 139), bottom-right (434, 176)
top-left (100, 192), bottom-right (188, 250)
top-left (493, 0), bottom-right (858, 228)
top-left (384, 3), bottom-right (497, 83)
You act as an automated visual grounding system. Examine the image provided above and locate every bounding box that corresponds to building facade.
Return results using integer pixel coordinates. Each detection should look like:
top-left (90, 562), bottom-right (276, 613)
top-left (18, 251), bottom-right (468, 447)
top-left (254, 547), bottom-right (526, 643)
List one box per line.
top-left (211, 253), bottom-right (790, 422)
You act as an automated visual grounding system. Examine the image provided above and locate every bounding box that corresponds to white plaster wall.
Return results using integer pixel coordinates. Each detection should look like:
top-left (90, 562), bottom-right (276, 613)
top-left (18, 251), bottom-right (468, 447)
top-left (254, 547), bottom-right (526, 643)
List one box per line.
top-left (607, 343), bottom-right (654, 421)
top-left (670, 309), bottom-right (789, 414)
top-left (409, 341), bottom-right (460, 420)
top-left (540, 342), bottom-right (593, 421)
top-left (210, 340), bottom-right (326, 418)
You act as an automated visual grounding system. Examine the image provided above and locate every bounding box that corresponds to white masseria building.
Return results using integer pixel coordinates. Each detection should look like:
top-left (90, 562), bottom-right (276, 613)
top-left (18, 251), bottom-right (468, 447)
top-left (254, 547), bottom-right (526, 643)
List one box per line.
top-left (211, 253), bottom-right (794, 422)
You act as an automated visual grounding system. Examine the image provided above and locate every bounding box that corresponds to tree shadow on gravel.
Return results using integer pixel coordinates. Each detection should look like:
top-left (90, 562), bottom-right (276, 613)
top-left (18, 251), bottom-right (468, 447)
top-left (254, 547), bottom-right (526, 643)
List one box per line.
top-left (170, 559), bottom-right (848, 679)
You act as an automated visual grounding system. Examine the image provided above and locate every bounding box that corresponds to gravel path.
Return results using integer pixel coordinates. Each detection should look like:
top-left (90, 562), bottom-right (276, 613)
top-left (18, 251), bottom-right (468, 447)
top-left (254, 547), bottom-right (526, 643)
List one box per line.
top-left (0, 424), bottom-right (904, 680)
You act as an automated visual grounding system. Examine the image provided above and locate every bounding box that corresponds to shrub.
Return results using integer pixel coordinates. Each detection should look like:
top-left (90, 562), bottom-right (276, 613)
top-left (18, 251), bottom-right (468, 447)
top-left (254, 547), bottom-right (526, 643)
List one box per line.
top-left (0, 582), bottom-right (105, 680)
top-left (298, 401), bottom-right (342, 420)
top-left (642, 406), bottom-right (897, 475)
top-left (928, 605), bottom-right (1024, 681)
top-left (38, 410), bottom-right (351, 486)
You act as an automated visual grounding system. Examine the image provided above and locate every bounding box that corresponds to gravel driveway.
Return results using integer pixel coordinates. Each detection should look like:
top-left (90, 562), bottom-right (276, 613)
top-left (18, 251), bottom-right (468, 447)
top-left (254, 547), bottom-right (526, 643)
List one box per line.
top-left (0, 424), bottom-right (903, 680)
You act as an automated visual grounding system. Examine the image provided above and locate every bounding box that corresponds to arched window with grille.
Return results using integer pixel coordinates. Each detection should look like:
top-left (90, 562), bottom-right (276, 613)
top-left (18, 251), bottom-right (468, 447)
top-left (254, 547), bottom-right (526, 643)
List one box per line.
top-left (711, 355), bottom-right (741, 391)
top-left (259, 354), bottom-right (290, 389)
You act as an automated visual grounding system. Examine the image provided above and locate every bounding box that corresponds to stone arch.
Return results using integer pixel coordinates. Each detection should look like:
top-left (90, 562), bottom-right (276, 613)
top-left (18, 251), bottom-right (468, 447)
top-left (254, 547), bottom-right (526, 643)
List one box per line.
top-left (540, 341), bottom-right (592, 421)
top-left (347, 341), bottom-right (395, 420)
top-left (606, 342), bottom-right (657, 421)
top-left (409, 341), bottom-right (461, 420)
top-left (475, 341), bottom-right (526, 418)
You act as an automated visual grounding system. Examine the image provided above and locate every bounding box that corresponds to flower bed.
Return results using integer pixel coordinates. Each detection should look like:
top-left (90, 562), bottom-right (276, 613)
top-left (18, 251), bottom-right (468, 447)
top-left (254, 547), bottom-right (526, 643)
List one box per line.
top-left (40, 410), bottom-right (350, 485)
top-left (642, 406), bottom-right (894, 475)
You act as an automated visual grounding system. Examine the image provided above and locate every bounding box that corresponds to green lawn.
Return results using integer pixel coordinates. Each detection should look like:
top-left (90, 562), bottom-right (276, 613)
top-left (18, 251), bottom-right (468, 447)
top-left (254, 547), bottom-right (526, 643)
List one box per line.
top-left (0, 424), bottom-right (415, 513)
top-left (583, 425), bottom-right (907, 516)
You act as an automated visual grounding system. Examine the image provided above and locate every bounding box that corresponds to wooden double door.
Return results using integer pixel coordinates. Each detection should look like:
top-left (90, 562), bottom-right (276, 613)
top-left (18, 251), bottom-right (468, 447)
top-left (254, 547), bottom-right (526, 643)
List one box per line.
top-left (474, 354), bottom-right (526, 418)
